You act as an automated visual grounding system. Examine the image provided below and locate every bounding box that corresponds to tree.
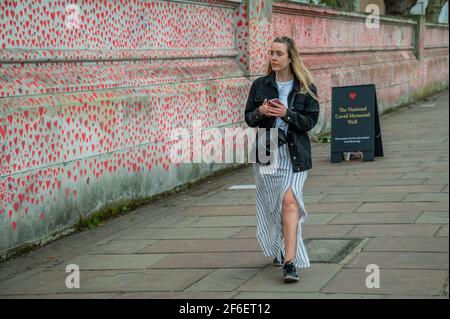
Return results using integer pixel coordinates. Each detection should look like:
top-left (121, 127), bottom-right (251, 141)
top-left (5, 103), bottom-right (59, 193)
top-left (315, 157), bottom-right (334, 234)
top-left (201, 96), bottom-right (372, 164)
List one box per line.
top-left (384, 0), bottom-right (418, 14)
top-left (426, 0), bottom-right (447, 23)
top-left (319, 0), bottom-right (355, 11)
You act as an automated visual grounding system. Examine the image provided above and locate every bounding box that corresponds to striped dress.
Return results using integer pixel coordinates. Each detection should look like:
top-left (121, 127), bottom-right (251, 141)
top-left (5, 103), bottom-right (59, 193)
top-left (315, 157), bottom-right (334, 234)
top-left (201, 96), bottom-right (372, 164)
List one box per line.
top-left (253, 144), bottom-right (310, 268)
top-left (252, 78), bottom-right (310, 268)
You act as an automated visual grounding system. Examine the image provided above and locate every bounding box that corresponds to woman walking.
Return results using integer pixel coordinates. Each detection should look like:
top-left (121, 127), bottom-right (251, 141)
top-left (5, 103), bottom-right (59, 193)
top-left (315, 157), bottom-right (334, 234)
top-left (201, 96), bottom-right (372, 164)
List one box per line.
top-left (244, 36), bottom-right (320, 283)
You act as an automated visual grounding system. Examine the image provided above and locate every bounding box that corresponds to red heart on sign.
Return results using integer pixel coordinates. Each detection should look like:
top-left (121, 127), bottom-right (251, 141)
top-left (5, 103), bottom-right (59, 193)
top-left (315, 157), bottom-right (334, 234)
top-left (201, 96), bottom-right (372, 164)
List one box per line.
top-left (349, 92), bottom-right (357, 100)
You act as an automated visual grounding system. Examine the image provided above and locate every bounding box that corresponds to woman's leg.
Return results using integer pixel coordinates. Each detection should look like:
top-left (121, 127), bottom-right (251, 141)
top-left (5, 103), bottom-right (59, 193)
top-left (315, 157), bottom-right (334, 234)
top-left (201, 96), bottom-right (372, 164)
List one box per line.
top-left (281, 187), bottom-right (299, 262)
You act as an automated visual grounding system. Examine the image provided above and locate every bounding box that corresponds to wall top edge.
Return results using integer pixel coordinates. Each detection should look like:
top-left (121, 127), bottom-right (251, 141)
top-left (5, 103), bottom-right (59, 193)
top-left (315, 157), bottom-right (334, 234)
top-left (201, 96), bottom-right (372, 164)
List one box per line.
top-left (425, 23), bottom-right (449, 29)
top-left (0, 48), bottom-right (239, 64)
top-left (170, 0), bottom-right (242, 8)
top-left (273, 1), bottom-right (418, 25)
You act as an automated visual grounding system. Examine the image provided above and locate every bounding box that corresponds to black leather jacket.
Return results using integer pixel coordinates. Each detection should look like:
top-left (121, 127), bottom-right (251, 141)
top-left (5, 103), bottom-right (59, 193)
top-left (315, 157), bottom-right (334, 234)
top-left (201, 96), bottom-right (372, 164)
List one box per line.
top-left (244, 72), bottom-right (320, 172)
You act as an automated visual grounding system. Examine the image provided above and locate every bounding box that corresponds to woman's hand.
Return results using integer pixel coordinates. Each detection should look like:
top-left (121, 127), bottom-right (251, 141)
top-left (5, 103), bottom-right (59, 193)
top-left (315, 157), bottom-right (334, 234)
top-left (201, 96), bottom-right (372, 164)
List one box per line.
top-left (258, 99), bottom-right (272, 117)
top-left (267, 100), bottom-right (287, 117)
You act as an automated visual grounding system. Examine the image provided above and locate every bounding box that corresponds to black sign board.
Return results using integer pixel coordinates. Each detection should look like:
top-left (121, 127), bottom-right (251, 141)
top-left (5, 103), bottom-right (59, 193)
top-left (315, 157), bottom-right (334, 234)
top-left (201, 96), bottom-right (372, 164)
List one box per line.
top-left (330, 84), bottom-right (383, 162)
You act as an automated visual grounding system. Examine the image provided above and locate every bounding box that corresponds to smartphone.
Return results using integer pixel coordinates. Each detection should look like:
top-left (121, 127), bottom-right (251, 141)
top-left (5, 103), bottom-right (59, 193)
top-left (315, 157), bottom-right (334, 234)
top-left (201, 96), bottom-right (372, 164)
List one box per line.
top-left (269, 98), bottom-right (281, 105)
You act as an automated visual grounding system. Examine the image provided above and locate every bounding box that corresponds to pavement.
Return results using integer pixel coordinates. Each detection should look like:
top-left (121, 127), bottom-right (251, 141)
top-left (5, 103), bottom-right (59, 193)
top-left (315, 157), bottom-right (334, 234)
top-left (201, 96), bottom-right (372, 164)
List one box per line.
top-left (0, 89), bottom-right (448, 299)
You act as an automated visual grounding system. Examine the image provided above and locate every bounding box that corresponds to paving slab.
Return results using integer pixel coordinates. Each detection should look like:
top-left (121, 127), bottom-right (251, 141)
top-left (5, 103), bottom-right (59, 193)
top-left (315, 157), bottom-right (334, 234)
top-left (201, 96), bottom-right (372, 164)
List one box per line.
top-left (230, 225), bottom-right (357, 239)
top-left (115, 227), bottom-right (244, 240)
top-left (415, 212), bottom-right (449, 224)
top-left (382, 295), bottom-right (448, 299)
top-left (112, 292), bottom-right (235, 299)
top-left (422, 164), bottom-right (450, 173)
top-left (302, 225), bottom-right (356, 238)
top-left (220, 189), bottom-right (257, 198)
top-left (80, 269), bottom-right (213, 293)
top-left (302, 195), bottom-right (327, 204)
top-left (302, 213), bottom-right (338, 225)
top-left (306, 174), bottom-right (404, 182)
top-left (321, 268), bottom-right (448, 296)
top-left (233, 292), bottom-right (382, 299)
top-left (304, 186), bottom-right (368, 195)
top-left (182, 205), bottom-right (256, 216)
top-left (150, 252), bottom-right (268, 269)
top-left (0, 293), bottom-right (120, 299)
top-left (0, 268), bottom-right (65, 295)
top-left (367, 185), bottom-right (445, 193)
top-left (88, 240), bottom-right (159, 255)
top-left (306, 178), bottom-right (427, 187)
top-left (329, 212), bottom-right (421, 225)
top-left (65, 254), bottom-right (168, 270)
top-left (317, 167), bottom-right (422, 175)
top-left (231, 227), bottom-right (257, 239)
top-left (356, 202), bottom-right (448, 213)
top-left (237, 264), bottom-right (342, 293)
top-left (347, 224), bottom-right (441, 237)
top-left (401, 173), bottom-right (449, 181)
top-left (300, 203), bottom-right (362, 213)
top-left (436, 224), bottom-right (449, 237)
top-left (137, 239), bottom-right (261, 254)
top-left (319, 194), bottom-right (406, 203)
top-left (402, 193), bottom-right (449, 202)
top-left (0, 291), bottom-right (236, 299)
top-left (239, 195), bottom-right (326, 205)
top-left (424, 178), bottom-right (450, 185)
top-left (185, 268), bottom-right (260, 292)
top-left (188, 216), bottom-right (256, 227)
top-left (190, 196), bottom-right (251, 206)
top-left (308, 162), bottom-right (418, 172)
top-left (142, 216), bottom-right (200, 228)
top-left (345, 252), bottom-right (449, 270)
top-left (363, 237), bottom-right (449, 252)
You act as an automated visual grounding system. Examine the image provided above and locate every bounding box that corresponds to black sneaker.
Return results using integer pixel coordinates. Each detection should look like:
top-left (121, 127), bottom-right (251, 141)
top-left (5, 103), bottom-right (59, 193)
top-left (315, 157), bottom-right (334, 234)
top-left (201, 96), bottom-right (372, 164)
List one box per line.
top-left (282, 260), bottom-right (299, 283)
top-left (272, 253), bottom-right (284, 266)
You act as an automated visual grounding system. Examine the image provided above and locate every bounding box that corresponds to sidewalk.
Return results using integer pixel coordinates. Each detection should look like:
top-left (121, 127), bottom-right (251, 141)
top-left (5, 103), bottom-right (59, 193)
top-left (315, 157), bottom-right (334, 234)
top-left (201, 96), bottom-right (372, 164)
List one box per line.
top-left (0, 90), bottom-right (448, 299)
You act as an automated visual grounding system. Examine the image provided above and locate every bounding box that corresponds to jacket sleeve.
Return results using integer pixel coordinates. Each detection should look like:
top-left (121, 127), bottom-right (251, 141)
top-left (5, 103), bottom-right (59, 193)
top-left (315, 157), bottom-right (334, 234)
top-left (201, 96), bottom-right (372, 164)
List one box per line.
top-left (244, 80), bottom-right (264, 128)
top-left (282, 83), bottom-right (320, 132)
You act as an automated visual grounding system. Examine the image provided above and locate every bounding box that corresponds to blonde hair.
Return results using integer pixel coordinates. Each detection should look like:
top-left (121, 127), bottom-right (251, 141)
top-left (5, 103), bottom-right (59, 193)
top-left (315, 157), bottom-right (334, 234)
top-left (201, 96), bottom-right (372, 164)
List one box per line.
top-left (267, 36), bottom-right (318, 101)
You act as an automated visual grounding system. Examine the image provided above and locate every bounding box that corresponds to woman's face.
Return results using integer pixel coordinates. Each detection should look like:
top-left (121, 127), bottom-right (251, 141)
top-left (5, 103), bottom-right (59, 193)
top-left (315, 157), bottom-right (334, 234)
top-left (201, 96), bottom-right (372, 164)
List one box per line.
top-left (269, 42), bottom-right (291, 72)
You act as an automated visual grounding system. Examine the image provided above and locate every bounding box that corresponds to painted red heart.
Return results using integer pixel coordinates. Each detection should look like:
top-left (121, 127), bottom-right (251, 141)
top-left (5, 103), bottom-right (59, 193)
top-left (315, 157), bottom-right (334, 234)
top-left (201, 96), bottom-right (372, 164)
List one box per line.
top-left (0, 125), bottom-right (6, 138)
top-left (349, 92), bottom-right (357, 100)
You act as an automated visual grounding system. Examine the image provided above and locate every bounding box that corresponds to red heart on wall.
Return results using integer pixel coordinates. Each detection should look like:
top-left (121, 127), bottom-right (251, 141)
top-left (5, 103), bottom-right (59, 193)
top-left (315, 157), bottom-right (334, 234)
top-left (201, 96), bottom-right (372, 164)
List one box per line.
top-left (0, 126), bottom-right (7, 138)
top-left (349, 92), bottom-right (357, 100)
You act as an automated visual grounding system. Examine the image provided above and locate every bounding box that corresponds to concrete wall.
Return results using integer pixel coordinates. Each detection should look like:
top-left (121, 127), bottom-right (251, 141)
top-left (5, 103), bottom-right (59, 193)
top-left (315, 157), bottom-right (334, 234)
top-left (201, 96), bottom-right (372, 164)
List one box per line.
top-left (0, 0), bottom-right (448, 258)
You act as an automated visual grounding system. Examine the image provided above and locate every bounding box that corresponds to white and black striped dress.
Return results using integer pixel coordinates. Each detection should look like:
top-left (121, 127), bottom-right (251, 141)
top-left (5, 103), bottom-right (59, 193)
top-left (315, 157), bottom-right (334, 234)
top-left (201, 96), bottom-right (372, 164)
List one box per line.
top-left (253, 144), bottom-right (310, 268)
top-left (252, 78), bottom-right (310, 268)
